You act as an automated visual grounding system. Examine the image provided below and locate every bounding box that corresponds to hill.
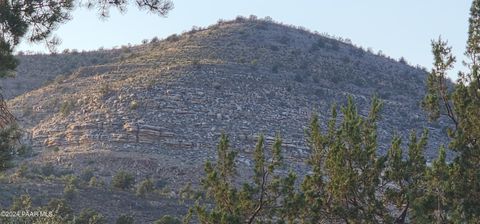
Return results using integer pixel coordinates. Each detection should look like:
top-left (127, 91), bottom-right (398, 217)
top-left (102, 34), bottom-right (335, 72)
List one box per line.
top-left (2, 17), bottom-right (450, 222)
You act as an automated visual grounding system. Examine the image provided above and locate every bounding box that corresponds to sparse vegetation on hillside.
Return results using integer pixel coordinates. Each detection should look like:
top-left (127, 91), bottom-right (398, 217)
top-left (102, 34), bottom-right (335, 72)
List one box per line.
top-left (185, 1), bottom-right (480, 222)
top-left (112, 171), bottom-right (135, 190)
top-left (0, 3), bottom-right (476, 223)
top-left (0, 125), bottom-right (21, 172)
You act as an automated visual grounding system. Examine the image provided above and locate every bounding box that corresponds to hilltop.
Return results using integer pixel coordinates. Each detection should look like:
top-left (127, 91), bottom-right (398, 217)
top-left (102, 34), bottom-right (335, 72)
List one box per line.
top-left (1, 17), bottom-right (450, 222)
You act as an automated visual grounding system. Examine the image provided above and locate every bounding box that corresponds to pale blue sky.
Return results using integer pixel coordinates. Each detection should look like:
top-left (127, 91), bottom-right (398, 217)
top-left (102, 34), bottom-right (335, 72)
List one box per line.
top-left (18, 0), bottom-right (470, 78)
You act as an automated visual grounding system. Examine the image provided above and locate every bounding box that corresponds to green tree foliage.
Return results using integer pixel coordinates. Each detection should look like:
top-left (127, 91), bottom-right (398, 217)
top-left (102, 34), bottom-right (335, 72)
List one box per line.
top-left (0, 125), bottom-right (21, 172)
top-left (188, 96), bottom-right (441, 223)
top-left (0, 195), bottom-right (75, 224)
top-left (116, 214), bottom-right (135, 224)
top-left (185, 3), bottom-right (480, 218)
top-left (384, 130), bottom-right (428, 223)
top-left (190, 133), bottom-right (300, 223)
top-left (420, 0), bottom-right (480, 222)
top-left (74, 208), bottom-right (107, 224)
top-left (299, 97), bottom-right (424, 223)
top-left (112, 170), bottom-right (135, 190)
top-left (301, 97), bottom-right (386, 222)
top-left (63, 175), bottom-right (79, 200)
top-left (136, 178), bottom-right (154, 198)
top-left (154, 215), bottom-right (181, 224)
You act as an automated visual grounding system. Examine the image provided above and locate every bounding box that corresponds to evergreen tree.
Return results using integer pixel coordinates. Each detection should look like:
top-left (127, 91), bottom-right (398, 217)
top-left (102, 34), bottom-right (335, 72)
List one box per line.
top-left (421, 0), bottom-right (480, 222)
top-left (300, 97), bottom-right (394, 223)
top-left (0, 125), bottom-right (21, 172)
top-left (191, 133), bottom-right (300, 223)
top-left (384, 130), bottom-right (428, 223)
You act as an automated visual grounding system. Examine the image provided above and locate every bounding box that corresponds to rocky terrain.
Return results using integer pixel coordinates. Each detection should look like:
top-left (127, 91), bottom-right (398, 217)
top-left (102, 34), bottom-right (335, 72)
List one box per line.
top-left (0, 17), bottom-right (450, 222)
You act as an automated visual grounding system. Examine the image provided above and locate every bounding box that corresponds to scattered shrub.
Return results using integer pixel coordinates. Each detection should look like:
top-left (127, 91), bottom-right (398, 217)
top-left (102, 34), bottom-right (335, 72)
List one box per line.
top-left (11, 194), bottom-right (32, 210)
top-left (16, 144), bottom-right (32, 157)
top-left (63, 175), bottom-right (78, 200)
top-left (80, 168), bottom-right (95, 182)
top-left (294, 74), bottom-right (303, 83)
top-left (59, 100), bottom-right (75, 116)
top-left (286, 86), bottom-right (292, 92)
top-left (41, 163), bottom-right (55, 176)
top-left (0, 125), bottom-right (21, 172)
top-left (46, 198), bottom-right (73, 222)
top-left (112, 171), bottom-right (135, 190)
top-left (75, 208), bottom-right (107, 224)
top-left (272, 64), bottom-right (280, 73)
top-left (17, 163), bottom-right (28, 177)
top-left (154, 215), bottom-right (181, 224)
top-left (50, 146), bottom-right (60, 153)
top-left (150, 37), bottom-right (159, 44)
top-left (270, 45), bottom-right (280, 51)
top-left (99, 83), bottom-right (111, 96)
top-left (89, 176), bottom-right (102, 187)
top-left (130, 100), bottom-right (139, 110)
top-left (136, 178), bottom-right (154, 198)
top-left (166, 34), bottom-right (180, 42)
top-left (310, 39), bottom-right (325, 52)
top-left (116, 214), bottom-right (135, 224)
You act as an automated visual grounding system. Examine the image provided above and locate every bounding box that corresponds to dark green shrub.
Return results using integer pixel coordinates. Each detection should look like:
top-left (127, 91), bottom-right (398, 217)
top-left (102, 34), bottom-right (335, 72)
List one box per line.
top-left (112, 171), bottom-right (135, 190)
top-left (154, 215), bottom-right (181, 224)
top-left (272, 64), bottom-right (280, 73)
top-left (89, 176), bottom-right (105, 187)
top-left (0, 125), bottom-right (20, 172)
top-left (136, 178), bottom-right (154, 198)
top-left (116, 214), bottom-right (134, 224)
top-left (59, 100), bottom-right (75, 116)
top-left (17, 144), bottom-right (32, 157)
top-left (17, 163), bottom-right (29, 177)
top-left (74, 208), bottom-right (106, 224)
top-left (41, 163), bottom-right (55, 176)
top-left (80, 168), bottom-right (95, 182)
top-left (46, 198), bottom-right (73, 222)
top-left (166, 34), bottom-right (180, 42)
top-left (64, 175), bottom-right (78, 200)
top-left (294, 74), bottom-right (303, 83)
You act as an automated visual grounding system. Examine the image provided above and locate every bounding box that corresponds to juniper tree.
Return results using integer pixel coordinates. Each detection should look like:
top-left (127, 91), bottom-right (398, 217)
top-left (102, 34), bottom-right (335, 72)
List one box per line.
top-left (421, 0), bottom-right (480, 222)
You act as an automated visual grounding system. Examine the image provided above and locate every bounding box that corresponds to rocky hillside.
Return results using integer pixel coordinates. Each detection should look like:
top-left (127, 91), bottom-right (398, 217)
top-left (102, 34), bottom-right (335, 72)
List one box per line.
top-left (2, 17), bottom-right (450, 222)
top-left (0, 48), bottom-right (124, 99)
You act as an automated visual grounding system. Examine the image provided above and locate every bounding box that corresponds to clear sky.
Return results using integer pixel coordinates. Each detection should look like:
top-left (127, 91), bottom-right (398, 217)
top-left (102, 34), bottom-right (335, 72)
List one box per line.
top-left (18, 0), bottom-right (471, 79)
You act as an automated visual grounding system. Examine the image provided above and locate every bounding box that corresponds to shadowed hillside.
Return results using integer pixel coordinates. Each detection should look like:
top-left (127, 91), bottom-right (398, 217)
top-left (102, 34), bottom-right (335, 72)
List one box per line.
top-left (0, 49), bottom-right (126, 99)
